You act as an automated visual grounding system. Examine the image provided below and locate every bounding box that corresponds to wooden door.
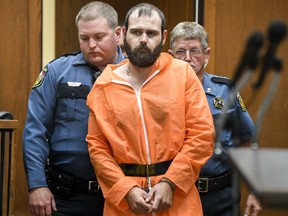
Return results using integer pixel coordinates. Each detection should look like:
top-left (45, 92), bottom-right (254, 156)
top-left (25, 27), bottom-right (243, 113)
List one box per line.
top-left (0, 0), bottom-right (42, 215)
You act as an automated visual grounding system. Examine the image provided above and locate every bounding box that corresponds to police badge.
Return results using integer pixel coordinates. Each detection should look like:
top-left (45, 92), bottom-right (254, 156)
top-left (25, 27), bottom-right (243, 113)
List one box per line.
top-left (213, 96), bottom-right (225, 109)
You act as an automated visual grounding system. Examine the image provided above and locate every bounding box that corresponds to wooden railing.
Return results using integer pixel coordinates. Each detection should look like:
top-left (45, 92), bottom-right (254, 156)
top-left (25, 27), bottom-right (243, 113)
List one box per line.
top-left (0, 120), bottom-right (17, 216)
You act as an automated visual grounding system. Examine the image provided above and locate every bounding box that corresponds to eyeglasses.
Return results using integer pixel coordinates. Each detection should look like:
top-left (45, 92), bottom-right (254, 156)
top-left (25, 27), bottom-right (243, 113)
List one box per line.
top-left (173, 48), bottom-right (207, 58)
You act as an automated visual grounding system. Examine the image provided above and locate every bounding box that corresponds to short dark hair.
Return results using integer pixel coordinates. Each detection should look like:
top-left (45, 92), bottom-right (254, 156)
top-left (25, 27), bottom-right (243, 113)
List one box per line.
top-left (124, 3), bottom-right (166, 34)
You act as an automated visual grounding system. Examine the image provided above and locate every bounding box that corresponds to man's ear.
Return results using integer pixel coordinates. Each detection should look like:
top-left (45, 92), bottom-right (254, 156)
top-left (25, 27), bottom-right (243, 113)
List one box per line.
top-left (168, 49), bottom-right (173, 55)
top-left (204, 47), bottom-right (211, 65)
top-left (115, 26), bottom-right (122, 42)
top-left (162, 30), bottom-right (168, 45)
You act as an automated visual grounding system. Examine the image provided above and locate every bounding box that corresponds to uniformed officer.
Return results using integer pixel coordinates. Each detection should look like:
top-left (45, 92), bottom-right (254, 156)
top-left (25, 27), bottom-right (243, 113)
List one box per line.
top-left (169, 21), bottom-right (262, 216)
top-left (23, 2), bottom-right (125, 216)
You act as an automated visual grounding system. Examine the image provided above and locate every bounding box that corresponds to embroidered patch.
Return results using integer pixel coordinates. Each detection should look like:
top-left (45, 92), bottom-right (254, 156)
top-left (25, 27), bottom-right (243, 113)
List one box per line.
top-left (237, 92), bottom-right (246, 111)
top-left (32, 66), bottom-right (48, 88)
top-left (213, 96), bottom-right (225, 109)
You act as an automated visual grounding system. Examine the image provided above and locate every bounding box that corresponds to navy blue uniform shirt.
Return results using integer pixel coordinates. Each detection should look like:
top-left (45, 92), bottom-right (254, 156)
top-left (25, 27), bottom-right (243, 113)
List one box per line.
top-left (23, 47), bottom-right (125, 190)
top-left (200, 72), bottom-right (255, 177)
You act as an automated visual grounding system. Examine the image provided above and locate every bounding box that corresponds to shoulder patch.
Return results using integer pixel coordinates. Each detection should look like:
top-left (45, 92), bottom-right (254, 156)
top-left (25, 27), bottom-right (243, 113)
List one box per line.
top-left (211, 77), bottom-right (232, 86)
top-left (59, 51), bottom-right (81, 58)
top-left (237, 92), bottom-right (247, 112)
top-left (32, 66), bottom-right (48, 88)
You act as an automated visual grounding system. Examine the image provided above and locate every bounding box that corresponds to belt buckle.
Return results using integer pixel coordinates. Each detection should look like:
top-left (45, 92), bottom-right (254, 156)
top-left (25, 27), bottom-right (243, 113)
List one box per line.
top-left (88, 181), bottom-right (100, 193)
top-left (198, 177), bottom-right (209, 193)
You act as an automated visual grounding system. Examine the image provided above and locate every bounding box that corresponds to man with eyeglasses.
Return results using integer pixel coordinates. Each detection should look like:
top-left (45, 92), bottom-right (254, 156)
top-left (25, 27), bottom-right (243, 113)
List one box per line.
top-left (169, 21), bottom-right (262, 216)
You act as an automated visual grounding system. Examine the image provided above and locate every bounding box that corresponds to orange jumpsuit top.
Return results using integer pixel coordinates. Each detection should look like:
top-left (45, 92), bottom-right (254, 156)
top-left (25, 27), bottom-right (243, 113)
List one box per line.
top-left (87, 53), bottom-right (215, 216)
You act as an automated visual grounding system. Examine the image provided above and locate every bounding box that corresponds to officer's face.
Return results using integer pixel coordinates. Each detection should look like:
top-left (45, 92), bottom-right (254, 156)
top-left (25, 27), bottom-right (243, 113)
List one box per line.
top-left (78, 18), bottom-right (121, 70)
top-left (169, 38), bottom-right (210, 80)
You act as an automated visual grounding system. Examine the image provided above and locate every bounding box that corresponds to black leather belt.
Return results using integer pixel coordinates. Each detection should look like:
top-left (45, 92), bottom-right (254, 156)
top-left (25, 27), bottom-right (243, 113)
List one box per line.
top-left (119, 160), bottom-right (172, 177)
top-left (46, 166), bottom-right (100, 196)
top-left (76, 179), bottom-right (100, 194)
top-left (196, 172), bottom-right (232, 193)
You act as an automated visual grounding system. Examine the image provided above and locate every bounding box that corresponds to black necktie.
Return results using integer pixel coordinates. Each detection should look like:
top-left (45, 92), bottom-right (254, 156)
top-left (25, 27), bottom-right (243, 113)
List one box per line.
top-left (93, 70), bottom-right (102, 82)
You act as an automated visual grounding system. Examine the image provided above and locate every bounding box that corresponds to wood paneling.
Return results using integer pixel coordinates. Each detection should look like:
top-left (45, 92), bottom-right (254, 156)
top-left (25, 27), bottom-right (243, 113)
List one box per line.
top-left (0, 120), bottom-right (18, 215)
top-left (0, 0), bottom-right (42, 215)
top-left (56, 0), bottom-right (195, 57)
top-left (205, 0), bottom-right (288, 215)
top-left (1, 0), bottom-right (286, 215)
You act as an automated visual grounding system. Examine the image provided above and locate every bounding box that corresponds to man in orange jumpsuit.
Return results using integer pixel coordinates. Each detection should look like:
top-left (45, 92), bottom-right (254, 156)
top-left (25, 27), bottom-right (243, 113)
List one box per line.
top-left (86, 3), bottom-right (215, 216)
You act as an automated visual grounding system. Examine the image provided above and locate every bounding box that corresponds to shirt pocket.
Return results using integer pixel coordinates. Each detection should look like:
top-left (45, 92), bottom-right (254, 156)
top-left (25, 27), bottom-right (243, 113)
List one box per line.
top-left (213, 111), bottom-right (237, 146)
top-left (56, 83), bottom-right (90, 121)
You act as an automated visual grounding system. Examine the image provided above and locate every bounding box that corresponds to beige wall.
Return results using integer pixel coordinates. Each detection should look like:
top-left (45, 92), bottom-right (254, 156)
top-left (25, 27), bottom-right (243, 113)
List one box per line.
top-left (42, 0), bottom-right (55, 66)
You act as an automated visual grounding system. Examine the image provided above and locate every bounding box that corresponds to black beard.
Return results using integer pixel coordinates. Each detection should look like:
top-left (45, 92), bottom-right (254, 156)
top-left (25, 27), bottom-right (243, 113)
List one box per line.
top-left (124, 39), bottom-right (163, 68)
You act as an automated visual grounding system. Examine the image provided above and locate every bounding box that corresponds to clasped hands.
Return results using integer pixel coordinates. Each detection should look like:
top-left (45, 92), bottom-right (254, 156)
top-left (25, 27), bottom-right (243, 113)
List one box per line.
top-left (125, 181), bottom-right (174, 214)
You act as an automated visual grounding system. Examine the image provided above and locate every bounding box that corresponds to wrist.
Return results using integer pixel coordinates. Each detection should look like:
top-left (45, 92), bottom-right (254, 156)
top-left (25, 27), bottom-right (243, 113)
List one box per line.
top-left (159, 178), bottom-right (175, 192)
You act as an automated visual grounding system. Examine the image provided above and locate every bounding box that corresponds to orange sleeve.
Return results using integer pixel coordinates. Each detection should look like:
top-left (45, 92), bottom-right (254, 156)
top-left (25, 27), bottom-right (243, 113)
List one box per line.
top-left (163, 64), bottom-right (215, 194)
top-left (87, 110), bottom-right (137, 210)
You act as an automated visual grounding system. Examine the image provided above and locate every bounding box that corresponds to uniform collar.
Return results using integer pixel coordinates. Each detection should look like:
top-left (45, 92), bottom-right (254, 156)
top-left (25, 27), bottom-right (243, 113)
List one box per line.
top-left (202, 72), bottom-right (217, 96)
top-left (72, 52), bottom-right (88, 66)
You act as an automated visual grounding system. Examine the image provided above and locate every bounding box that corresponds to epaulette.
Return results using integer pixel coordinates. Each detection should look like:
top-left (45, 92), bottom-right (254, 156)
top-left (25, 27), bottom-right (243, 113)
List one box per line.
top-left (211, 76), bottom-right (233, 86)
top-left (59, 50), bottom-right (81, 58)
top-left (49, 51), bottom-right (81, 64)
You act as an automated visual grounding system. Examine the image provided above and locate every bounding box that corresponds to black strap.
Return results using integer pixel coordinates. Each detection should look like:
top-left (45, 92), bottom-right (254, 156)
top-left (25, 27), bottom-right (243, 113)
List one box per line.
top-left (76, 179), bottom-right (100, 194)
top-left (46, 166), bottom-right (100, 196)
top-left (119, 160), bottom-right (172, 177)
top-left (196, 172), bottom-right (232, 193)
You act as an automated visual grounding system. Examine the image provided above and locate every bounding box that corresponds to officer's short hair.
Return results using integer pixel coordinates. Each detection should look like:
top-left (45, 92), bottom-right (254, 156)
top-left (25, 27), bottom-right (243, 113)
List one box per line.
top-left (170, 21), bottom-right (209, 50)
top-left (75, 1), bottom-right (118, 30)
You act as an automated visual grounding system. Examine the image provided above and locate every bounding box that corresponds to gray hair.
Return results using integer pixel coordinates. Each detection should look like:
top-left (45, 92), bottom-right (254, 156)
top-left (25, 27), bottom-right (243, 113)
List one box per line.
top-left (75, 1), bottom-right (118, 29)
top-left (124, 3), bottom-right (166, 35)
top-left (170, 21), bottom-right (208, 49)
